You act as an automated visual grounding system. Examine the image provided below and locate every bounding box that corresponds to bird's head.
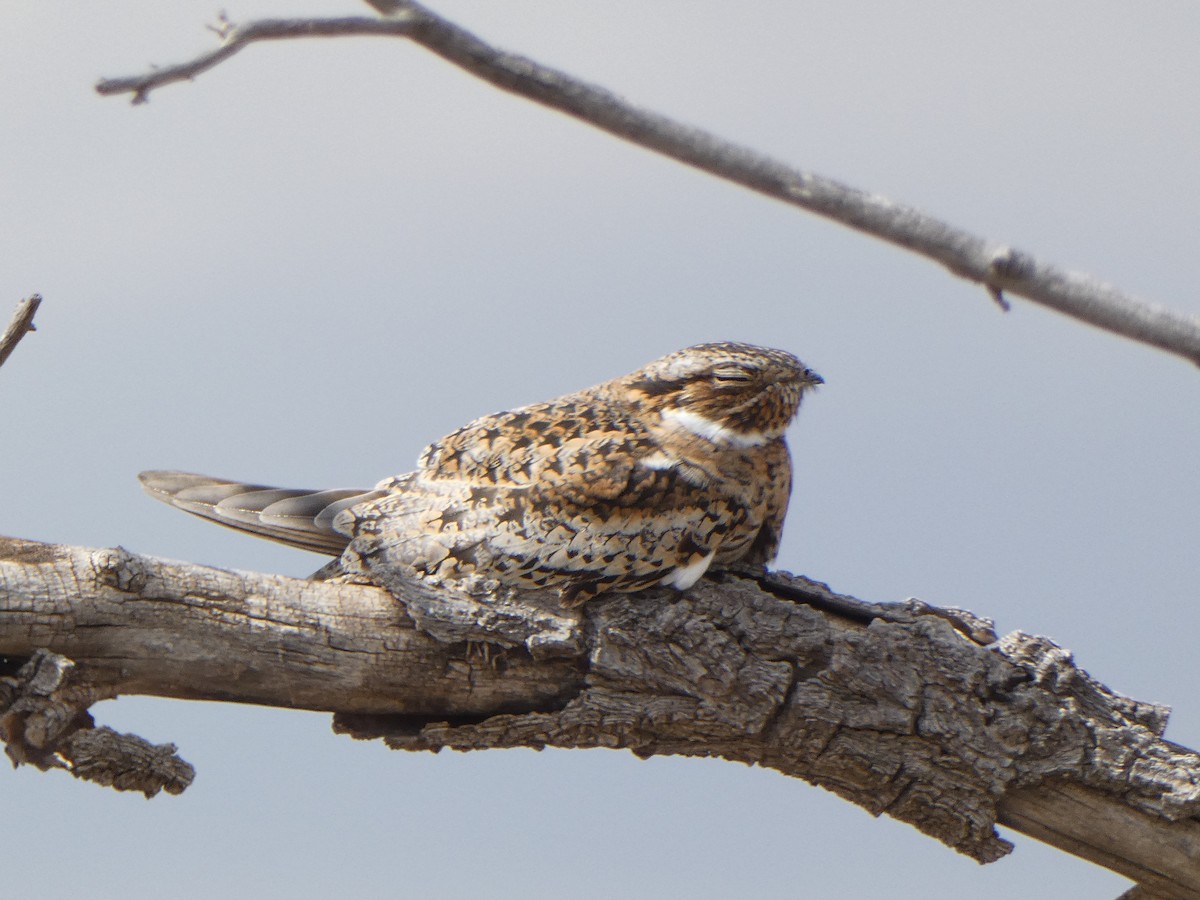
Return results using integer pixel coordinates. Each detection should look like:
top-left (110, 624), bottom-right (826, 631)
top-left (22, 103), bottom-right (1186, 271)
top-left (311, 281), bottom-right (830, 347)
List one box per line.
top-left (624, 341), bottom-right (822, 447)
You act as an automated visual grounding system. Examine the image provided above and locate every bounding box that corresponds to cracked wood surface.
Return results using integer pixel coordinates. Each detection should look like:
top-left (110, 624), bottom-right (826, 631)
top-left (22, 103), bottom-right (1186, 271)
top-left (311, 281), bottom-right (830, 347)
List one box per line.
top-left (1, 535), bottom-right (1198, 894)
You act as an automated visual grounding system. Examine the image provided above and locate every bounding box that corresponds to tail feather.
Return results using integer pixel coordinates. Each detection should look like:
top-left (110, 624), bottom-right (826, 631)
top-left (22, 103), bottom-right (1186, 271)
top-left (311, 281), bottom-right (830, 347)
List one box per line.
top-left (139, 470), bottom-right (382, 555)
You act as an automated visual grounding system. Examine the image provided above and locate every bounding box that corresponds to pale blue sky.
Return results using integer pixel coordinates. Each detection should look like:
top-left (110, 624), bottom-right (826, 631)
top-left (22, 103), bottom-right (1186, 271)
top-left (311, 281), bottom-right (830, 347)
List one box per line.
top-left (4, 2), bottom-right (1199, 896)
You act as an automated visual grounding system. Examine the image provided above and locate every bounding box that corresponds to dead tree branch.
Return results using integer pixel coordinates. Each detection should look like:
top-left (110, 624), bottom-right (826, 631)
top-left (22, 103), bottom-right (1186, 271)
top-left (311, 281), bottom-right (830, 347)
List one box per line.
top-left (93, 5), bottom-right (1200, 367)
top-left (1, 535), bottom-right (1197, 895)
top-left (0, 295), bottom-right (42, 373)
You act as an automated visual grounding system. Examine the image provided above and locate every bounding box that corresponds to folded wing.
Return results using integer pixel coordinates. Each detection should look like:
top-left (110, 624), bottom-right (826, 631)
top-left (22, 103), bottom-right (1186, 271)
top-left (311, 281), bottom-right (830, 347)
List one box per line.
top-left (138, 470), bottom-right (384, 555)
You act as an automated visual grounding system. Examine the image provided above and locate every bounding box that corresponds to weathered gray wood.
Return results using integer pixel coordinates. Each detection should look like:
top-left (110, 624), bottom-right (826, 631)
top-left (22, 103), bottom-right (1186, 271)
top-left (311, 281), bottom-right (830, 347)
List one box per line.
top-left (0, 294), bottom-right (41, 373)
top-left (93, 9), bottom-right (1200, 367)
top-left (0, 537), bottom-right (582, 715)
top-left (1001, 784), bottom-right (1200, 899)
top-left (2, 534), bottom-right (1197, 894)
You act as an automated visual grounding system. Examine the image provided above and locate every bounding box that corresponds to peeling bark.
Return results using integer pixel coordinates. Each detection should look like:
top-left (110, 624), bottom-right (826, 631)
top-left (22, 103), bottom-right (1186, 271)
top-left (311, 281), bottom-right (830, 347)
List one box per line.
top-left (1, 534), bottom-right (1197, 893)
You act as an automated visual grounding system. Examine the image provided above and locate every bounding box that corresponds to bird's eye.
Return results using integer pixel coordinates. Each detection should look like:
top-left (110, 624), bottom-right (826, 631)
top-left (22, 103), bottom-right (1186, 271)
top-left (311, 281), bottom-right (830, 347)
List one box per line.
top-left (713, 367), bottom-right (752, 383)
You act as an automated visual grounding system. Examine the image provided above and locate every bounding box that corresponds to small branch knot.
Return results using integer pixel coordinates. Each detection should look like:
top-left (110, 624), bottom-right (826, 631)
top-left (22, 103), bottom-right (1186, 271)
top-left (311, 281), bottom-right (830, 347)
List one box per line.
top-left (92, 545), bottom-right (150, 593)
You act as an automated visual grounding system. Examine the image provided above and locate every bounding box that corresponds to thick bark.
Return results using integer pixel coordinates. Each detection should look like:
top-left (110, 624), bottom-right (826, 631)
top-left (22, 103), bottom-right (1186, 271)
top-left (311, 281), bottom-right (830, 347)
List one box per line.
top-left (1, 535), bottom-right (1197, 895)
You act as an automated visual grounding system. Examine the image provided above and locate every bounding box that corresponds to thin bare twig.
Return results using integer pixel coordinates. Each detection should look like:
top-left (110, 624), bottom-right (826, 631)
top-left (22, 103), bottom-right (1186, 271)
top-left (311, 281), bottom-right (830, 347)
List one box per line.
top-left (0, 295), bottom-right (42, 373)
top-left (94, 6), bottom-right (1200, 366)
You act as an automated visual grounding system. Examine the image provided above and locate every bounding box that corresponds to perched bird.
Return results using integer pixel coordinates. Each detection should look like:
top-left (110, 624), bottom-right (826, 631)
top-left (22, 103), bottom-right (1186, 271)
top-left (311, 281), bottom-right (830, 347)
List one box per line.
top-left (140, 342), bottom-right (822, 607)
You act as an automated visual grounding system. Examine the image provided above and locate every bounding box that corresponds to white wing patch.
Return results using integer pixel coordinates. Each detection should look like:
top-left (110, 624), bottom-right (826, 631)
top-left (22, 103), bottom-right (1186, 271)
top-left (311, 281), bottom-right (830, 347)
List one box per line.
top-left (660, 550), bottom-right (715, 590)
top-left (639, 451), bottom-right (676, 470)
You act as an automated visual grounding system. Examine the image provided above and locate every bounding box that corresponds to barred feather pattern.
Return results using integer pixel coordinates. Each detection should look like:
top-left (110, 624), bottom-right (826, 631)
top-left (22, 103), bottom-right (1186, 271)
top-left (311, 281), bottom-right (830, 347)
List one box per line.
top-left (141, 341), bottom-right (821, 607)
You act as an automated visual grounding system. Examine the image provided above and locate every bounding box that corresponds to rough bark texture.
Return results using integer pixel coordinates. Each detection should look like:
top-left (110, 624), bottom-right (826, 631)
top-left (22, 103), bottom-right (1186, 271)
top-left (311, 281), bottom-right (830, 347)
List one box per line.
top-left (1, 535), bottom-right (1197, 894)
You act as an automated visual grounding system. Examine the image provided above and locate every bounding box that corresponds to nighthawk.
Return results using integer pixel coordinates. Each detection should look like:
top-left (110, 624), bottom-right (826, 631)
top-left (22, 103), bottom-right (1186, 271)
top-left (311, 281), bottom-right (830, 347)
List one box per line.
top-left (140, 342), bottom-right (822, 606)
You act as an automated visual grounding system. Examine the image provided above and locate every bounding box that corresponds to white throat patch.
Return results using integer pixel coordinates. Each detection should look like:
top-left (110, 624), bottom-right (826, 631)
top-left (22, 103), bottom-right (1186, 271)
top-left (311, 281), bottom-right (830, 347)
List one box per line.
top-left (662, 407), bottom-right (773, 448)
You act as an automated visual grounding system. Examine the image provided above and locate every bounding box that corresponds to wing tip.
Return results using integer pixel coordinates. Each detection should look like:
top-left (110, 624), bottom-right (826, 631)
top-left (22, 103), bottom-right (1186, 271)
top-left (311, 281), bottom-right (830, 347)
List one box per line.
top-left (138, 469), bottom-right (220, 498)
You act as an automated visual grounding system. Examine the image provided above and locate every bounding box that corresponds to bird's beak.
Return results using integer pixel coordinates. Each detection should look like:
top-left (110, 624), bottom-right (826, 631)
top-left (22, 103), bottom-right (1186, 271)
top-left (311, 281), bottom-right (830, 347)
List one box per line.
top-left (804, 369), bottom-right (824, 387)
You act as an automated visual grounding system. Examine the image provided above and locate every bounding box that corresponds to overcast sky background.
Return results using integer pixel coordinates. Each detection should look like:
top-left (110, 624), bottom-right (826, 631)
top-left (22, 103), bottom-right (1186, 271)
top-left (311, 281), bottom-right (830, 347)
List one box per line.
top-left (3, 2), bottom-right (1199, 896)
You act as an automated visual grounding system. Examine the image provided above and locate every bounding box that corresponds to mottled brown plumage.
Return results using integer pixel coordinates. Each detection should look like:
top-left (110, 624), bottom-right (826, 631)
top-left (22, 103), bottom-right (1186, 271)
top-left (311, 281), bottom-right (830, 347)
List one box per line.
top-left (140, 342), bottom-right (821, 606)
